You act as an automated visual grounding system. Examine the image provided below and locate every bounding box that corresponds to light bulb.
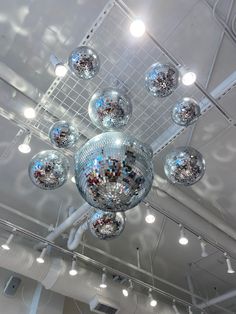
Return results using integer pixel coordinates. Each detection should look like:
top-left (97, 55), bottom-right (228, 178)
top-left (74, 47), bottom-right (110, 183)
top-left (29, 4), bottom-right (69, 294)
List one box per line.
top-left (122, 288), bottom-right (129, 297)
top-left (36, 247), bottom-right (47, 264)
top-left (179, 225), bottom-right (188, 245)
top-left (18, 143), bottom-right (31, 154)
top-left (55, 64), bottom-right (68, 77)
top-left (24, 107), bottom-right (36, 119)
top-left (130, 19), bottom-right (146, 37)
top-left (71, 176), bottom-right (76, 183)
top-left (182, 71), bottom-right (196, 86)
top-left (69, 258), bottom-right (78, 276)
top-left (100, 272), bottom-right (107, 289)
top-left (1, 244), bottom-right (10, 251)
top-left (145, 214), bottom-right (155, 224)
top-left (150, 299), bottom-right (157, 307)
top-left (36, 257), bottom-right (45, 264)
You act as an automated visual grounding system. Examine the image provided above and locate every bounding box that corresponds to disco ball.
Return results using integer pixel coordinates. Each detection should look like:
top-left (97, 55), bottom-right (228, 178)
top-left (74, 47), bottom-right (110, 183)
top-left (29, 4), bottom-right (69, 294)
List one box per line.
top-left (74, 132), bottom-right (153, 211)
top-left (29, 150), bottom-right (69, 190)
top-left (172, 98), bottom-right (200, 126)
top-left (49, 121), bottom-right (79, 148)
top-left (88, 88), bottom-right (132, 131)
top-left (164, 147), bottom-right (205, 186)
top-left (88, 209), bottom-right (126, 240)
top-left (68, 46), bottom-right (100, 79)
top-left (145, 63), bottom-right (179, 97)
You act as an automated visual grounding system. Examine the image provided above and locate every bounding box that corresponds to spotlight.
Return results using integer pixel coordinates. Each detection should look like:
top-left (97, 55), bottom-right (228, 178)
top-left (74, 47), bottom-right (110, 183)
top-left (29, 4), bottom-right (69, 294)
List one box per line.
top-left (69, 255), bottom-right (78, 276)
top-left (181, 71), bottom-right (196, 86)
top-left (198, 237), bottom-right (208, 258)
top-left (130, 19), bottom-right (146, 38)
top-left (188, 306), bottom-right (193, 314)
top-left (145, 212), bottom-right (155, 224)
top-left (36, 246), bottom-right (47, 264)
top-left (148, 289), bottom-right (157, 307)
top-left (71, 176), bottom-right (76, 183)
top-left (1, 230), bottom-right (15, 251)
top-left (122, 279), bottom-right (133, 297)
top-left (178, 224), bottom-right (188, 246)
top-left (18, 133), bottom-right (31, 154)
top-left (172, 299), bottom-right (180, 314)
top-left (100, 269), bottom-right (107, 289)
top-left (24, 108), bottom-right (36, 119)
top-left (50, 54), bottom-right (68, 78)
top-left (224, 253), bottom-right (235, 274)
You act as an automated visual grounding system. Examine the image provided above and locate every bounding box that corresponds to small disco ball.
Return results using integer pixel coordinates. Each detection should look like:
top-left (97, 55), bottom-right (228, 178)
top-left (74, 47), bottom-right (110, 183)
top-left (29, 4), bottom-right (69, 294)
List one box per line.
top-left (88, 88), bottom-right (132, 131)
top-left (49, 121), bottom-right (79, 148)
top-left (88, 209), bottom-right (126, 240)
top-left (68, 46), bottom-right (100, 79)
top-left (145, 63), bottom-right (179, 97)
top-left (172, 97), bottom-right (201, 126)
top-left (164, 147), bottom-right (205, 186)
top-left (29, 150), bottom-right (69, 190)
top-left (74, 132), bottom-right (153, 211)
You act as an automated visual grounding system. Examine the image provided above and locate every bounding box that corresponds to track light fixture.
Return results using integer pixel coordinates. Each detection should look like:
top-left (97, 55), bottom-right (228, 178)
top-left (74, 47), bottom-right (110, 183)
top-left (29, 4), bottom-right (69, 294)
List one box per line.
top-left (180, 68), bottom-right (197, 86)
top-left (1, 229), bottom-right (16, 251)
top-left (24, 107), bottom-right (36, 119)
top-left (148, 288), bottom-right (157, 307)
top-left (172, 299), bottom-right (180, 314)
top-left (145, 209), bottom-right (155, 224)
top-left (198, 236), bottom-right (208, 258)
top-left (18, 133), bottom-right (31, 154)
top-left (130, 19), bottom-right (146, 38)
top-left (188, 306), bottom-right (193, 314)
top-left (36, 246), bottom-right (48, 264)
top-left (100, 268), bottom-right (107, 289)
top-left (178, 224), bottom-right (188, 245)
top-left (122, 279), bottom-right (133, 297)
top-left (224, 253), bottom-right (235, 274)
top-left (69, 255), bottom-right (78, 276)
top-left (50, 54), bottom-right (68, 78)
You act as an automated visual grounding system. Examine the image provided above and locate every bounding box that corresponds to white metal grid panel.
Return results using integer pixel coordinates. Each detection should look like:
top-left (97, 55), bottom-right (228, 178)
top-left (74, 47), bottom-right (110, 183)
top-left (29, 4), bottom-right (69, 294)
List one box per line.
top-left (27, 2), bottom-right (206, 152)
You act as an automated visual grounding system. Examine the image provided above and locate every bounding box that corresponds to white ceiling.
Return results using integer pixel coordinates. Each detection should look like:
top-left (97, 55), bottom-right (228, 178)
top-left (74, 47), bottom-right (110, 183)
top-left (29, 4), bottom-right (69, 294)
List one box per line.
top-left (0, 0), bottom-right (236, 313)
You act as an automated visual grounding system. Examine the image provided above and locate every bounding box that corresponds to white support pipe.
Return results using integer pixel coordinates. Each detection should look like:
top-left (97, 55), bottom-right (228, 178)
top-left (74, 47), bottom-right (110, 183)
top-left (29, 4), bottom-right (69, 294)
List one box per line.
top-left (46, 203), bottom-right (91, 242)
top-left (198, 290), bottom-right (236, 309)
top-left (67, 222), bottom-right (88, 251)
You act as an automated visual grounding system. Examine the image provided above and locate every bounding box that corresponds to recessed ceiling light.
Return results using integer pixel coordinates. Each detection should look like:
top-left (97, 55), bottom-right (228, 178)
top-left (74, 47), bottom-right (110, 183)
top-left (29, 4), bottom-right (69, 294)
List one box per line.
top-left (145, 214), bottom-right (155, 224)
top-left (182, 71), bottom-right (196, 86)
top-left (55, 64), bottom-right (68, 77)
top-left (130, 19), bottom-right (146, 38)
top-left (24, 108), bottom-right (36, 119)
top-left (18, 143), bottom-right (31, 154)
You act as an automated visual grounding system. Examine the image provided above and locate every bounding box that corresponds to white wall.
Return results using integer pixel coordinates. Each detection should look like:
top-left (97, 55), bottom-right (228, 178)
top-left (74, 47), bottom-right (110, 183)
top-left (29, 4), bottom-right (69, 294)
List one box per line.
top-left (0, 267), bottom-right (64, 314)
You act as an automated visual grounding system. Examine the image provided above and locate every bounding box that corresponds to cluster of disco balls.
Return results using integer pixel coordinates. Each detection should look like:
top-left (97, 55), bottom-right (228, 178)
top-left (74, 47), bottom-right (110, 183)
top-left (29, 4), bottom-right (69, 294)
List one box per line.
top-left (28, 45), bottom-right (205, 241)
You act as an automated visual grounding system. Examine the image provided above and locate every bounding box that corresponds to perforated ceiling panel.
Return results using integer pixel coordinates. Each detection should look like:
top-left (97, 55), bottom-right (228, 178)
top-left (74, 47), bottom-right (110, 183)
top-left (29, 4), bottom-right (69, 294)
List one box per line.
top-left (27, 0), bottom-right (212, 153)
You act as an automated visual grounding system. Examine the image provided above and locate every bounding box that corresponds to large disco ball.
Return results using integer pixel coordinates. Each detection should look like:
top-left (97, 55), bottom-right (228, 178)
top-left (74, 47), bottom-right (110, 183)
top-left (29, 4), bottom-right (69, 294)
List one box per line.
top-left (88, 88), bottom-right (132, 131)
top-left (29, 150), bottom-right (69, 190)
top-left (164, 147), bottom-right (205, 186)
top-left (88, 209), bottom-right (126, 240)
top-left (68, 46), bottom-right (100, 79)
top-left (49, 121), bottom-right (79, 148)
top-left (145, 63), bottom-right (179, 97)
top-left (74, 132), bottom-right (153, 211)
top-left (172, 98), bottom-right (200, 126)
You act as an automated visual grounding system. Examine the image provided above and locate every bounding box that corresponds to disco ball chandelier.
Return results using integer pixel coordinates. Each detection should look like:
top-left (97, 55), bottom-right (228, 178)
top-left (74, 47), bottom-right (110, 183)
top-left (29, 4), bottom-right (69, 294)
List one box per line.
top-left (27, 45), bottom-right (206, 242)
